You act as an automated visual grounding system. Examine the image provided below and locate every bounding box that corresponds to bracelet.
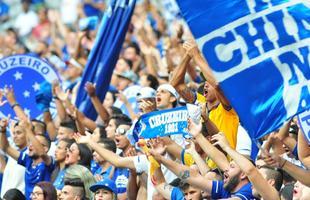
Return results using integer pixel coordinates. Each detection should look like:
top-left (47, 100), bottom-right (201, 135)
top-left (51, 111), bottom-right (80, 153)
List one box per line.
top-left (11, 103), bottom-right (20, 109)
top-left (280, 159), bottom-right (287, 168)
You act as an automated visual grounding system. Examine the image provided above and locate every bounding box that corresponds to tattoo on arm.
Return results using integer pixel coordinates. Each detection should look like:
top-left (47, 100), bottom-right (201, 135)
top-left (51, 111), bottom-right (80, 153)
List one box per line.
top-left (178, 170), bottom-right (190, 180)
top-left (164, 183), bottom-right (173, 192)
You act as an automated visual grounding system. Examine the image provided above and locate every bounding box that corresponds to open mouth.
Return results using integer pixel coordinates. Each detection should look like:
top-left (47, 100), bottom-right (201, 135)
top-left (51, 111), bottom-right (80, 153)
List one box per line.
top-left (115, 138), bottom-right (120, 145)
top-left (223, 172), bottom-right (229, 182)
top-left (156, 97), bottom-right (161, 103)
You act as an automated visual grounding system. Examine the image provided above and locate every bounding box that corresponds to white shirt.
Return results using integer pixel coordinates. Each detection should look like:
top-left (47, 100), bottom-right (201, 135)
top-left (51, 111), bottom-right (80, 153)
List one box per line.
top-left (14, 11), bottom-right (38, 36)
top-left (1, 139), bottom-right (26, 197)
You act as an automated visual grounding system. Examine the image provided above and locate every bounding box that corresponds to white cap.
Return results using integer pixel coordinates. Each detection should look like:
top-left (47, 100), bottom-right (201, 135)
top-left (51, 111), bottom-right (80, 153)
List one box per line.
top-left (136, 87), bottom-right (156, 100)
top-left (157, 84), bottom-right (179, 100)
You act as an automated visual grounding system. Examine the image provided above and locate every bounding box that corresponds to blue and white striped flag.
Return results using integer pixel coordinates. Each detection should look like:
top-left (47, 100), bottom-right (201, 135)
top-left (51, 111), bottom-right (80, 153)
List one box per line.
top-left (176, 0), bottom-right (310, 139)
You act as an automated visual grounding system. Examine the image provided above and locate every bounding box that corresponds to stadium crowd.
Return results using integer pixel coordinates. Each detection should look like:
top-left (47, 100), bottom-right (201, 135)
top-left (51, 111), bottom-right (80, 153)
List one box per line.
top-left (0, 0), bottom-right (309, 200)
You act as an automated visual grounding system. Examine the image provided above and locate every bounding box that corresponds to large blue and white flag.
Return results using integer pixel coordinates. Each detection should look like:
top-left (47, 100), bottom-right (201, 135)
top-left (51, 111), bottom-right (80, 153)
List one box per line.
top-left (176, 0), bottom-right (310, 139)
top-left (298, 109), bottom-right (310, 144)
top-left (0, 54), bottom-right (60, 120)
top-left (75, 0), bottom-right (136, 120)
top-left (133, 106), bottom-right (189, 139)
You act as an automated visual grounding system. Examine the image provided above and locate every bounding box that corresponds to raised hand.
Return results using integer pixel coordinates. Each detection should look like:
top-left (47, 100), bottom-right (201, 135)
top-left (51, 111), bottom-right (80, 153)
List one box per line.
top-left (0, 117), bottom-right (10, 133)
top-left (0, 89), bottom-right (7, 107)
top-left (140, 99), bottom-right (156, 113)
top-left (148, 137), bottom-right (167, 157)
top-left (73, 132), bottom-right (93, 144)
top-left (211, 132), bottom-right (230, 150)
top-left (19, 119), bottom-right (33, 131)
top-left (185, 140), bottom-right (197, 155)
top-left (84, 82), bottom-right (96, 97)
top-left (187, 118), bottom-right (202, 138)
top-left (3, 85), bottom-right (17, 105)
top-left (55, 86), bottom-right (69, 101)
top-left (115, 92), bottom-right (128, 104)
top-left (183, 39), bottom-right (200, 58)
top-left (263, 153), bottom-right (286, 169)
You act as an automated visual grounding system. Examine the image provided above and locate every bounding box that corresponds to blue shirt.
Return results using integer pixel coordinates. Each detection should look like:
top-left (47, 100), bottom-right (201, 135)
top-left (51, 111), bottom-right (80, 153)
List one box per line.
top-left (94, 165), bottom-right (113, 179)
top-left (211, 181), bottom-right (257, 200)
top-left (91, 160), bottom-right (101, 174)
top-left (171, 187), bottom-right (184, 200)
top-left (53, 168), bottom-right (66, 190)
top-left (18, 151), bottom-right (53, 199)
top-left (112, 167), bottom-right (130, 194)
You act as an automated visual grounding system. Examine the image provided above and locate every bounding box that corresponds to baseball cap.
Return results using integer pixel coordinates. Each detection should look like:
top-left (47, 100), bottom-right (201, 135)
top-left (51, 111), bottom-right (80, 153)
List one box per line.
top-left (157, 84), bottom-right (179, 100)
top-left (136, 87), bottom-right (156, 100)
top-left (116, 70), bottom-right (138, 83)
top-left (89, 179), bottom-right (117, 194)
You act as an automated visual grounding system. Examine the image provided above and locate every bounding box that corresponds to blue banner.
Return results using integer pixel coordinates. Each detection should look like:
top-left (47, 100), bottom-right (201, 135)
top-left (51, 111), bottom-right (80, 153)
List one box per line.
top-left (0, 54), bottom-right (60, 120)
top-left (298, 109), bottom-right (310, 144)
top-left (75, 0), bottom-right (136, 120)
top-left (176, 0), bottom-right (310, 139)
top-left (133, 106), bottom-right (189, 139)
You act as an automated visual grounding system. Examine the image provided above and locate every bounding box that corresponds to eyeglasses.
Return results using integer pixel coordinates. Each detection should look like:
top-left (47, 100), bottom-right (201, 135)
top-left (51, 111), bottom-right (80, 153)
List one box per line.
top-left (115, 127), bottom-right (127, 135)
top-left (30, 192), bottom-right (44, 197)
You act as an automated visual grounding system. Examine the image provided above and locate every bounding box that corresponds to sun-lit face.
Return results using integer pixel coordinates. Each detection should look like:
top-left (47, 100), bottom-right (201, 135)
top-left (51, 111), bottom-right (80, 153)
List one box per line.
top-left (156, 89), bottom-right (176, 110)
top-left (223, 161), bottom-right (242, 192)
top-left (55, 140), bottom-right (68, 162)
top-left (12, 125), bottom-right (27, 149)
top-left (183, 185), bottom-right (202, 200)
top-left (203, 81), bottom-right (217, 103)
top-left (103, 92), bottom-right (115, 108)
top-left (105, 119), bottom-right (117, 139)
top-left (94, 188), bottom-right (114, 200)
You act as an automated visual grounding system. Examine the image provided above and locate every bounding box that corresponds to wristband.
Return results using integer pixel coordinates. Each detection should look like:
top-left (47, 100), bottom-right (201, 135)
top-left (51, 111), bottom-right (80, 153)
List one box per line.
top-left (11, 103), bottom-right (20, 109)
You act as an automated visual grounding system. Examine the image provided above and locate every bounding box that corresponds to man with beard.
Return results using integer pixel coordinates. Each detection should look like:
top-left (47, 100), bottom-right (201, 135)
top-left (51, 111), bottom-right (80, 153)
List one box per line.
top-left (0, 119), bottom-right (52, 199)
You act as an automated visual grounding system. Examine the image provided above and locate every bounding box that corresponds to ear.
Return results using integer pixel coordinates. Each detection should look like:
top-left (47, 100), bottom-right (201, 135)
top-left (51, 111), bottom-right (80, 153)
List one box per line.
top-left (267, 179), bottom-right (275, 187)
top-left (169, 96), bottom-right (177, 103)
top-left (240, 172), bottom-right (247, 180)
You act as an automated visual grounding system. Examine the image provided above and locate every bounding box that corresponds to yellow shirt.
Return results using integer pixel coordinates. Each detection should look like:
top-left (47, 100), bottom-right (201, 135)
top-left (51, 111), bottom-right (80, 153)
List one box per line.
top-left (209, 103), bottom-right (239, 149)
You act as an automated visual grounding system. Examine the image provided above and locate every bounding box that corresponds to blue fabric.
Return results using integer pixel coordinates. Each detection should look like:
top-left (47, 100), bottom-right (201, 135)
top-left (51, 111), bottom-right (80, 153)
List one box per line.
top-left (35, 81), bottom-right (52, 112)
top-left (111, 167), bottom-right (130, 194)
top-left (171, 187), bottom-right (184, 200)
top-left (175, 0), bottom-right (310, 139)
top-left (18, 151), bottom-right (53, 199)
top-left (53, 169), bottom-right (66, 190)
top-left (83, 0), bottom-right (104, 18)
top-left (211, 181), bottom-right (257, 200)
top-left (91, 160), bottom-right (101, 174)
top-left (94, 165), bottom-right (113, 179)
top-left (0, 1), bottom-right (9, 17)
top-left (75, 0), bottom-right (137, 121)
top-left (133, 106), bottom-right (189, 140)
top-left (292, 145), bottom-right (299, 159)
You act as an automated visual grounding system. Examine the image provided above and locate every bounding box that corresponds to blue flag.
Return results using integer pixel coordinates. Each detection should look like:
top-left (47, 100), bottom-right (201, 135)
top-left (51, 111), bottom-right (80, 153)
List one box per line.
top-left (133, 106), bottom-right (189, 139)
top-left (0, 54), bottom-right (60, 120)
top-left (298, 109), bottom-right (310, 144)
top-left (75, 0), bottom-right (136, 120)
top-left (176, 0), bottom-right (310, 139)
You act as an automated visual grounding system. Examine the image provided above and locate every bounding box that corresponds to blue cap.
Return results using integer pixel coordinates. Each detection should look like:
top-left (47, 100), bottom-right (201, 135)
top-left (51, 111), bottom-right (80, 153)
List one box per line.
top-left (89, 179), bottom-right (117, 194)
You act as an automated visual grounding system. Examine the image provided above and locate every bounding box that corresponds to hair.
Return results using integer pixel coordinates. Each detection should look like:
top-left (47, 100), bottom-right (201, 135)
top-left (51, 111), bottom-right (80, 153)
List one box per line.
top-left (31, 119), bottom-right (47, 134)
top-left (123, 58), bottom-right (133, 69)
top-left (35, 181), bottom-right (57, 200)
top-left (126, 42), bottom-right (140, 55)
top-left (280, 182), bottom-right (294, 200)
top-left (75, 143), bottom-right (93, 169)
top-left (111, 114), bottom-right (132, 127)
top-left (3, 189), bottom-right (26, 200)
top-left (60, 120), bottom-right (78, 133)
top-left (65, 165), bottom-right (96, 200)
top-left (97, 125), bottom-right (107, 139)
top-left (260, 166), bottom-right (283, 191)
top-left (110, 106), bottom-right (123, 115)
top-left (107, 90), bottom-right (118, 103)
top-left (64, 178), bottom-right (86, 199)
top-left (36, 134), bottom-right (51, 150)
top-left (98, 138), bottom-right (117, 153)
top-left (146, 74), bottom-right (159, 90)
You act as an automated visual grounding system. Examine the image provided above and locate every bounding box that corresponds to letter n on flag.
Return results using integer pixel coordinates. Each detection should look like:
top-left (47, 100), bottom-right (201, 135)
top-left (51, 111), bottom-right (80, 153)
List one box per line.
top-left (175, 0), bottom-right (310, 139)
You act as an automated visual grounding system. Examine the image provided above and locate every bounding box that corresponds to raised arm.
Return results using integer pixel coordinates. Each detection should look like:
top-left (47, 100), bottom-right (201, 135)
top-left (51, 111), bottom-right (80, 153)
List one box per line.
top-left (213, 133), bottom-right (280, 200)
top-left (186, 141), bottom-right (210, 176)
top-left (298, 130), bottom-right (310, 168)
top-left (170, 53), bottom-right (196, 104)
top-left (43, 110), bottom-right (57, 141)
top-left (188, 120), bottom-right (229, 171)
top-left (85, 82), bottom-right (110, 125)
top-left (4, 86), bottom-right (28, 121)
top-left (74, 133), bottom-right (135, 169)
top-left (150, 148), bottom-right (213, 193)
top-left (0, 118), bottom-right (20, 160)
top-left (153, 165), bottom-right (173, 200)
